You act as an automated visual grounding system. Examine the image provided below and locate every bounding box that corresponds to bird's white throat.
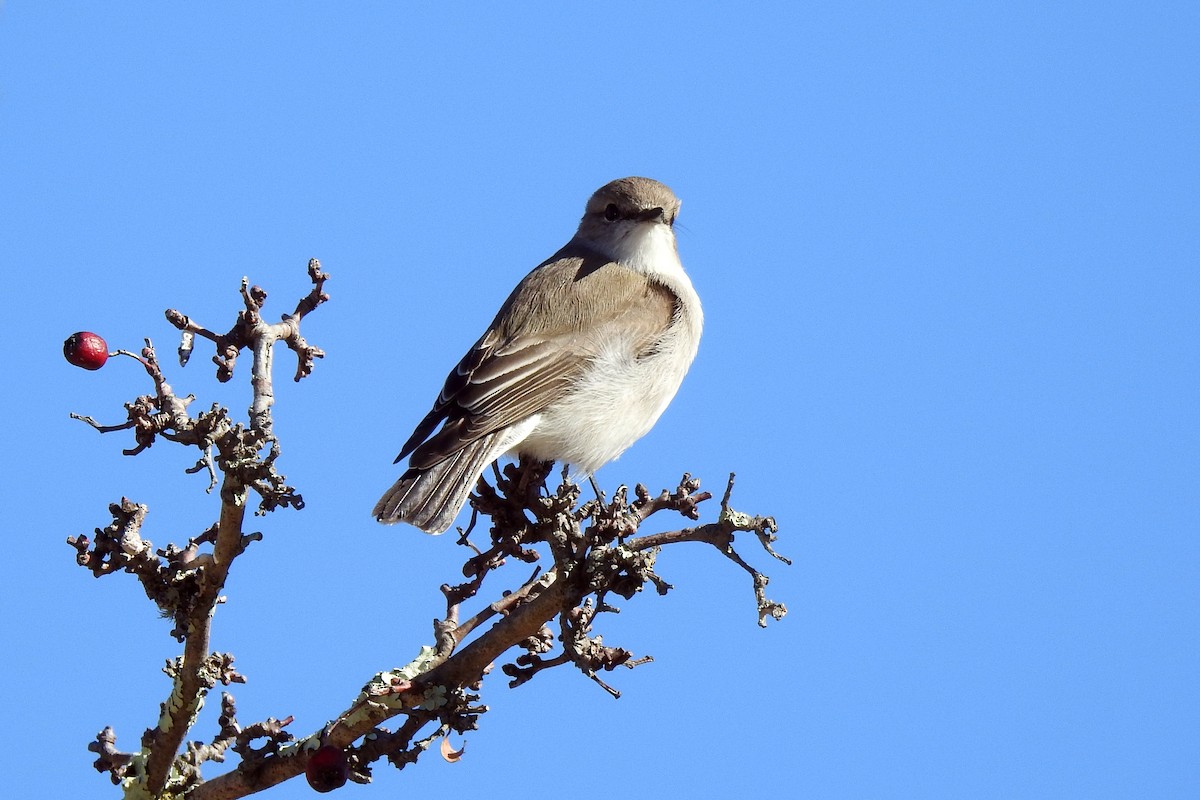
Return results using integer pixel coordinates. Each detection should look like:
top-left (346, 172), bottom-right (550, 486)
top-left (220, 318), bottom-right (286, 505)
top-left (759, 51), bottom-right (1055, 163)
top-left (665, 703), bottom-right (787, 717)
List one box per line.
top-left (606, 221), bottom-right (686, 283)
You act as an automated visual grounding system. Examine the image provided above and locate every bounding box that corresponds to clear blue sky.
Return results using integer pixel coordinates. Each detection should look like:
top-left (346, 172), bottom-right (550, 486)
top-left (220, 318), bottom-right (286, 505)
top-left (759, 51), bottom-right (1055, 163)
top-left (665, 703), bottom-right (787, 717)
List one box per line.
top-left (2, 3), bottom-right (1196, 798)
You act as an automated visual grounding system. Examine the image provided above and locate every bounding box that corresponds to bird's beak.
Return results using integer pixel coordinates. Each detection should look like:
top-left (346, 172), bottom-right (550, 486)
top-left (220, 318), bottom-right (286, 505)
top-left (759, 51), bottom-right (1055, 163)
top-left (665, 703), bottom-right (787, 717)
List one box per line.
top-left (637, 206), bottom-right (667, 223)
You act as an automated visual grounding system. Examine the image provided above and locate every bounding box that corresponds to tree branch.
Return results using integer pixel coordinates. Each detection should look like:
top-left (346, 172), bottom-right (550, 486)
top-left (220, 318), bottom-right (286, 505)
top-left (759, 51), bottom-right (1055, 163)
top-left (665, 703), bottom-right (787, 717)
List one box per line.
top-left (66, 264), bottom-right (327, 796)
top-left (66, 264), bottom-right (788, 799)
top-left (189, 465), bottom-right (787, 797)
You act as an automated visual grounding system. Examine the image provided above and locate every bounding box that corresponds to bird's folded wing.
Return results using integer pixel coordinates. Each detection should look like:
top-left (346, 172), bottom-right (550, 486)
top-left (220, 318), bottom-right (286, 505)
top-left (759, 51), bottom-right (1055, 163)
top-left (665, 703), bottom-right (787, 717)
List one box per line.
top-left (400, 254), bottom-right (677, 470)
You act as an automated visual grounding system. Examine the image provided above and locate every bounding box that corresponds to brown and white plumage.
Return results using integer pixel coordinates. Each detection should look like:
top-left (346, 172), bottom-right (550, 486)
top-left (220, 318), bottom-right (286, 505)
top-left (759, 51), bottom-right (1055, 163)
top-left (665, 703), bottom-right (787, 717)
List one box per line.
top-left (373, 177), bottom-right (702, 533)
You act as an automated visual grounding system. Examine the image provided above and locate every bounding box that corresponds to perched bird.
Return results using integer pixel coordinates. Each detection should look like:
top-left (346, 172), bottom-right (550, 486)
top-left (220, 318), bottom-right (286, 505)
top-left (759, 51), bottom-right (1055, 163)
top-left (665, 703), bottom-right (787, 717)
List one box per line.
top-left (373, 176), bottom-right (703, 533)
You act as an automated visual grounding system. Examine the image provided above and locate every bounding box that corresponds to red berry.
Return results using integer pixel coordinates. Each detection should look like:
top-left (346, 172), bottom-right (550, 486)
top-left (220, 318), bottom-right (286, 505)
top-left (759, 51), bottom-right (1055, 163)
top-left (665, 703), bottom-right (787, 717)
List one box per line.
top-left (305, 744), bottom-right (349, 793)
top-left (63, 331), bottom-right (109, 370)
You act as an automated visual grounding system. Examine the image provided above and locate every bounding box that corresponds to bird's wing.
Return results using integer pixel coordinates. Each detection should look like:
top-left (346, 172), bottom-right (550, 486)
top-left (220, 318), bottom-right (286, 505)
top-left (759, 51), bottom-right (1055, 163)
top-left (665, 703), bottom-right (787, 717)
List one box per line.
top-left (397, 249), bottom-right (678, 470)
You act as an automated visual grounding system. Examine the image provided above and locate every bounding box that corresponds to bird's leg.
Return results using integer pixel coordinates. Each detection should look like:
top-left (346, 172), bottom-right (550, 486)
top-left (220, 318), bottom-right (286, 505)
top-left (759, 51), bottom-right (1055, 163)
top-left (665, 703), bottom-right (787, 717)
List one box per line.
top-left (588, 475), bottom-right (604, 503)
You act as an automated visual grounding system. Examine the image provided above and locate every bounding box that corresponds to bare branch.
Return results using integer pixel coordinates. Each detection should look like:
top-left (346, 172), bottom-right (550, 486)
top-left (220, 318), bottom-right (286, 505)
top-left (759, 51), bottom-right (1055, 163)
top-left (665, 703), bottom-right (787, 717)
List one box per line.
top-left (67, 264), bottom-right (330, 797)
top-left (67, 264), bottom-right (788, 799)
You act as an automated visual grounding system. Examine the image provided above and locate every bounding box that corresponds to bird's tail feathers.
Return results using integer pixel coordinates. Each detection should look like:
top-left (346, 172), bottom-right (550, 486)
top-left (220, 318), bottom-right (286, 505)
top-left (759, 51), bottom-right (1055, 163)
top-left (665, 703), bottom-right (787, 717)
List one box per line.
top-left (372, 433), bottom-right (501, 534)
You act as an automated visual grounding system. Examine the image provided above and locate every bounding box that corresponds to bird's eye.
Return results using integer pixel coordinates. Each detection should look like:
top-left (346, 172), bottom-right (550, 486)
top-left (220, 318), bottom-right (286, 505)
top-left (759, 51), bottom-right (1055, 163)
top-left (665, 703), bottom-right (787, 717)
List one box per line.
top-left (604, 203), bottom-right (620, 222)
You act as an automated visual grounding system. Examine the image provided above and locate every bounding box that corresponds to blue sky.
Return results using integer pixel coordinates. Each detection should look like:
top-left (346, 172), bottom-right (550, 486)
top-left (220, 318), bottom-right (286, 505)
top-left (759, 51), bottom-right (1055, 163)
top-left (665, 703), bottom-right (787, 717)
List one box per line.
top-left (2, 2), bottom-right (1197, 798)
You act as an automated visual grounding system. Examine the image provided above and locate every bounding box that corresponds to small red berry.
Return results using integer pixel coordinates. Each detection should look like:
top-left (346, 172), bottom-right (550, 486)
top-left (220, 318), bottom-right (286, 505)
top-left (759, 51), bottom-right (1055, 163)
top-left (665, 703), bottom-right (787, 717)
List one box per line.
top-left (63, 331), bottom-right (109, 370)
top-left (305, 744), bottom-right (349, 793)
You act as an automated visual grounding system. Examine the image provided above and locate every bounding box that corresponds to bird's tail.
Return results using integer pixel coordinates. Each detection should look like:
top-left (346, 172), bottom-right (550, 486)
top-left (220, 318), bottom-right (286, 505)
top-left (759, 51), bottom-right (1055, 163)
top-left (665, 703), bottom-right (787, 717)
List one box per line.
top-left (372, 433), bottom-right (501, 534)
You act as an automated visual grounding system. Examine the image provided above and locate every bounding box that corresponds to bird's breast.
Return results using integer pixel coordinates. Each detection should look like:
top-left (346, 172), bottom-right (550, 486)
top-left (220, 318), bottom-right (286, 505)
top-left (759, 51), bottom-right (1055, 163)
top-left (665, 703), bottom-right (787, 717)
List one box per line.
top-left (513, 302), bottom-right (700, 473)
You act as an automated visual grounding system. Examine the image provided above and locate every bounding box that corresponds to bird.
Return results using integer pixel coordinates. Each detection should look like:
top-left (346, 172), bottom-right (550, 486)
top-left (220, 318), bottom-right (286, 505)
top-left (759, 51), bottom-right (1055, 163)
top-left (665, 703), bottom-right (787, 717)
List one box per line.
top-left (373, 176), bottom-right (703, 533)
